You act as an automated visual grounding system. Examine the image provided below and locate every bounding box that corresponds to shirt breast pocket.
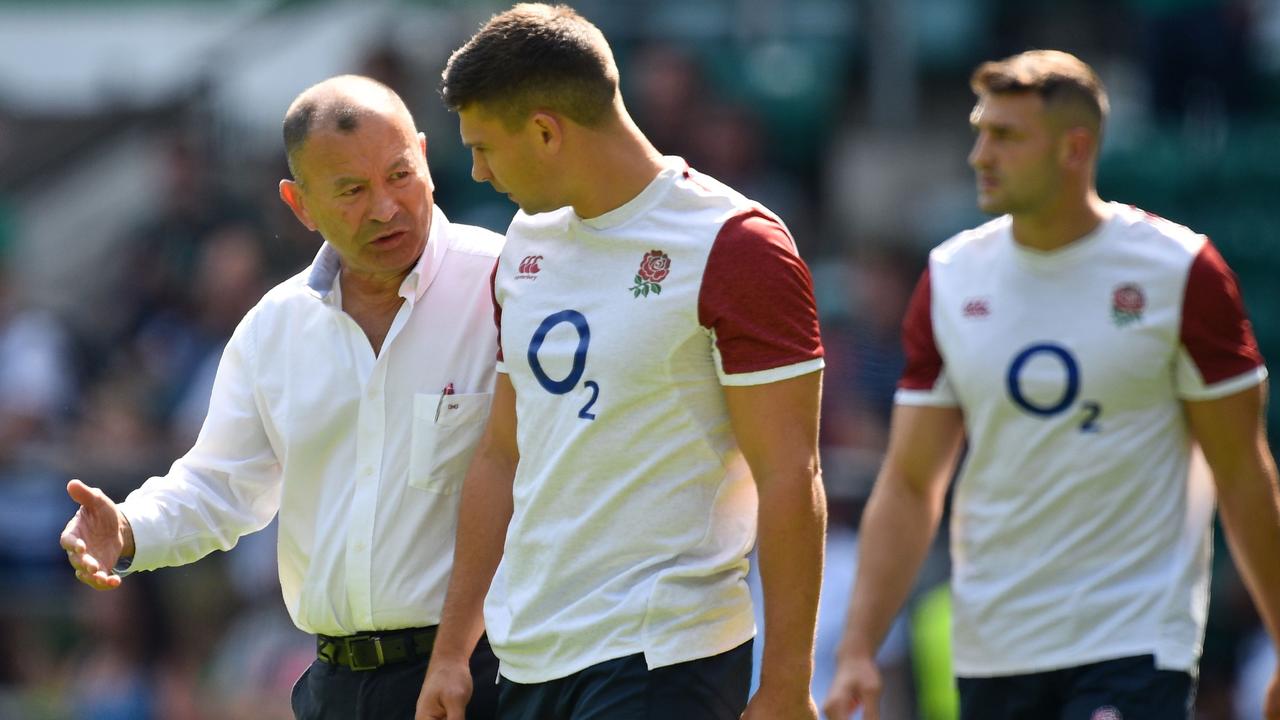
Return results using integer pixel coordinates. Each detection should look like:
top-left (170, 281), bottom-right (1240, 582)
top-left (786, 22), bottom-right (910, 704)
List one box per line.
top-left (409, 391), bottom-right (491, 494)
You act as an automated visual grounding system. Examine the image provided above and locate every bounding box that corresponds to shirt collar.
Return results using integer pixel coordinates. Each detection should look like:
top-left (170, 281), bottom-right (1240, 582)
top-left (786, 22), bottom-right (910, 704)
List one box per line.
top-left (304, 205), bottom-right (451, 304)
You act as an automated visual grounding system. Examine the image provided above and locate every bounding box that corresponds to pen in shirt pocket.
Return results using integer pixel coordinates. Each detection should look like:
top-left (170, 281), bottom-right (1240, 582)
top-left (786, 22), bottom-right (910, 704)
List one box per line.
top-left (434, 382), bottom-right (455, 422)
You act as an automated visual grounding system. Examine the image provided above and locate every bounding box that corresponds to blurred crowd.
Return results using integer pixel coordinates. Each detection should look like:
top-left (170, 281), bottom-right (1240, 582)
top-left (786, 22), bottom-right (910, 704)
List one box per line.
top-left (0, 1), bottom-right (1277, 718)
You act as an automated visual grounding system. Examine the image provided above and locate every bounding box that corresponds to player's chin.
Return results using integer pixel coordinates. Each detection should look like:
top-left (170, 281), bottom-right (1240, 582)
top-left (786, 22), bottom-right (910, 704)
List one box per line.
top-left (976, 195), bottom-right (1010, 215)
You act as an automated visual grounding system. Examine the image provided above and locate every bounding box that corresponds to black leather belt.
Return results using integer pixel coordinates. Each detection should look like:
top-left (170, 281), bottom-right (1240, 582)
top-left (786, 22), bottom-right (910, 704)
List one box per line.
top-left (316, 625), bottom-right (438, 671)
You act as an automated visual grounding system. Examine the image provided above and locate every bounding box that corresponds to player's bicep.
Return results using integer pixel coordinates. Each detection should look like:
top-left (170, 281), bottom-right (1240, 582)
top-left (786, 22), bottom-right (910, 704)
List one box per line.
top-left (881, 403), bottom-right (965, 498)
top-left (474, 373), bottom-right (519, 476)
top-left (1184, 382), bottom-right (1271, 486)
top-left (723, 370), bottom-right (822, 487)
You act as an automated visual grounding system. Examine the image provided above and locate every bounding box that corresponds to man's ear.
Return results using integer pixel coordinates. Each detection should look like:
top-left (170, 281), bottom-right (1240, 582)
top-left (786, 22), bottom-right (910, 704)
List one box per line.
top-left (1059, 127), bottom-right (1096, 171)
top-left (529, 111), bottom-right (563, 156)
top-left (279, 179), bottom-right (317, 231)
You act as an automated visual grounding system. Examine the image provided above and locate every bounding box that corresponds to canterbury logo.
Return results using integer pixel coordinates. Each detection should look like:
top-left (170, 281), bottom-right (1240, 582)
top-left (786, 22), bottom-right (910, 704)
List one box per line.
top-left (518, 255), bottom-right (543, 275)
top-left (962, 298), bottom-right (990, 318)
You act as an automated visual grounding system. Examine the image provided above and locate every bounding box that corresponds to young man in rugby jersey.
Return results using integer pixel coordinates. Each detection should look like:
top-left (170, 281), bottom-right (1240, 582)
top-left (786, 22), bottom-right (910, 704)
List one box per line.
top-left (824, 50), bottom-right (1280, 720)
top-left (415, 4), bottom-right (827, 720)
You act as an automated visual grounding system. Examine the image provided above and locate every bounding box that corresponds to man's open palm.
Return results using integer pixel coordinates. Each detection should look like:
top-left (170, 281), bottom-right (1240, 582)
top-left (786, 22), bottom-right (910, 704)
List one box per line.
top-left (60, 479), bottom-right (129, 590)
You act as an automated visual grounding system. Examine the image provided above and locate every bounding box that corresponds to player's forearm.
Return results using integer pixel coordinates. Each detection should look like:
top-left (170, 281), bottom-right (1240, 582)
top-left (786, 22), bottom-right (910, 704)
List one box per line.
top-left (432, 450), bottom-right (516, 663)
top-left (1217, 451), bottom-right (1280, 646)
top-left (837, 468), bottom-right (945, 661)
top-left (755, 466), bottom-right (827, 693)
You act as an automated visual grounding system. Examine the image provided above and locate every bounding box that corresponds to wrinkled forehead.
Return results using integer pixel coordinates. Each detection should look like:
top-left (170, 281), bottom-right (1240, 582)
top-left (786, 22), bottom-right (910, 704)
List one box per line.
top-left (299, 115), bottom-right (420, 177)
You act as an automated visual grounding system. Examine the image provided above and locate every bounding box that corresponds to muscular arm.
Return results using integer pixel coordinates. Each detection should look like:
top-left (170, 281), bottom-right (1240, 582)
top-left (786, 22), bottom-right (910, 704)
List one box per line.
top-left (824, 403), bottom-right (964, 719)
top-left (725, 370), bottom-right (826, 715)
top-left (841, 403), bottom-right (963, 658)
top-left (1186, 383), bottom-right (1280, 651)
top-left (418, 373), bottom-right (518, 720)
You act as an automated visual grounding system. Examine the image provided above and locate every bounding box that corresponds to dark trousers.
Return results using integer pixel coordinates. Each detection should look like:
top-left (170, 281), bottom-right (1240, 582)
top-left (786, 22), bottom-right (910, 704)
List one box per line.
top-left (497, 639), bottom-right (753, 720)
top-left (291, 634), bottom-right (499, 720)
top-left (958, 654), bottom-right (1195, 720)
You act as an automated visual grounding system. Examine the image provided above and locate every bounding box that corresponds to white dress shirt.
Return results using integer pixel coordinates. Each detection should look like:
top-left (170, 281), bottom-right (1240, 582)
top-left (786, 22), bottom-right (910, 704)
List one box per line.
top-left (119, 207), bottom-right (502, 636)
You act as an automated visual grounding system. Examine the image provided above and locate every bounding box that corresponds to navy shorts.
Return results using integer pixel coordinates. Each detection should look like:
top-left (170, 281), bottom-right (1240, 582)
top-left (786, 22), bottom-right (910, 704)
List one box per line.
top-left (497, 639), bottom-right (753, 720)
top-left (957, 654), bottom-right (1195, 720)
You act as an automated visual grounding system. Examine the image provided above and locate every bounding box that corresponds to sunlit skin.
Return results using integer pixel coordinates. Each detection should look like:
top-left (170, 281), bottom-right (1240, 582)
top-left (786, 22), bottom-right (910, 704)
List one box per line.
top-left (458, 105), bottom-right (563, 215)
top-left (968, 92), bottom-right (1109, 252)
top-left (457, 98), bottom-right (665, 220)
top-left (280, 108), bottom-right (435, 292)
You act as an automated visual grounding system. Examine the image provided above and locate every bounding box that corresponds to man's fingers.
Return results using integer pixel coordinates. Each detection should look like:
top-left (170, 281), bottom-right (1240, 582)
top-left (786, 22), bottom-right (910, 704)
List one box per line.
top-left (821, 696), bottom-right (854, 720)
top-left (443, 687), bottom-right (471, 720)
top-left (66, 480), bottom-right (114, 517)
top-left (66, 479), bottom-right (95, 506)
top-left (79, 552), bottom-right (101, 574)
top-left (73, 567), bottom-right (121, 591)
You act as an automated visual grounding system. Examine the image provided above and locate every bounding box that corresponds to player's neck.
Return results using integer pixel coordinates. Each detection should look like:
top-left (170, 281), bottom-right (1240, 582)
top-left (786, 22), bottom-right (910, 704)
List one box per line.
top-left (1010, 191), bottom-right (1109, 253)
top-left (566, 115), bottom-right (665, 220)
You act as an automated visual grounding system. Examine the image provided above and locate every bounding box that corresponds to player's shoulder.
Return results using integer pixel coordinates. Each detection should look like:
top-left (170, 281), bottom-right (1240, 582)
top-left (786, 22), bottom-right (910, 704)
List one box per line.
top-left (672, 164), bottom-right (793, 245)
top-left (1106, 202), bottom-right (1206, 260)
top-left (930, 215), bottom-right (1011, 268)
top-left (507, 206), bottom-right (575, 240)
top-left (443, 218), bottom-right (505, 259)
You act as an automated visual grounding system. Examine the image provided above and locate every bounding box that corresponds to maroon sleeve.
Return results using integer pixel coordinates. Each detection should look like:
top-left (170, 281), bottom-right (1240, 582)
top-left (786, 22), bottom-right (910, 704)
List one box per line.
top-left (490, 258), bottom-right (503, 363)
top-left (1180, 241), bottom-right (1263, 383)
top-left (696, 210), bottom-right (823, 375)
top-left (898, 267), bottom-right (944, 391)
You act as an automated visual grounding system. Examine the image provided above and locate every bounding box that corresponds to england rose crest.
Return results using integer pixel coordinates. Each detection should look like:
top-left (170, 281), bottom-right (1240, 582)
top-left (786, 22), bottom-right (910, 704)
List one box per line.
top-left (629, 249), bottom-right (670, 297)
top-left (1111, 283), bottom-right (1145, 326)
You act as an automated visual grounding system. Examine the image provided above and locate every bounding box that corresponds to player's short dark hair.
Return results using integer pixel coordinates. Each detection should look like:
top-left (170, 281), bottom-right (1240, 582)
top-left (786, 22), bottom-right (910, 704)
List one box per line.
top-left (970, 50), bottom-right (1109, 135)
top-left (283, 75), bottom-right (407, 182)
top-left (440, 3), bottom-right (618, 129)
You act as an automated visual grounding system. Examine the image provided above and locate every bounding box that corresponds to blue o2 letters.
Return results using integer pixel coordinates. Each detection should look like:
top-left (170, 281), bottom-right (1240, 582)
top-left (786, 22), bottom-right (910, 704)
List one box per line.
top-left (527, 310), bottom-right (598, 420)
top-left (1006, 342), bottom-right (1100, 432)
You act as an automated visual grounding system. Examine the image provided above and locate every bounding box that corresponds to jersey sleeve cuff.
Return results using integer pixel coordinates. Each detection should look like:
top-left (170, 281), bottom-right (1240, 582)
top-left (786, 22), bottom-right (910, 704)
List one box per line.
top-left (1178, 364), bottom-right (1268, 401)
top-left (894, 388), bottom-right (960, 407)
top-left (718, 357), bottom-right (824, 387)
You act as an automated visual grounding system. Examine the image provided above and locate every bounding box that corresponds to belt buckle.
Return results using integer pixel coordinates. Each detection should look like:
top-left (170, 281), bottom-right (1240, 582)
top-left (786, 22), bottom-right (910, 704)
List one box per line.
top-left (346, 635), bottom-right (385, 671)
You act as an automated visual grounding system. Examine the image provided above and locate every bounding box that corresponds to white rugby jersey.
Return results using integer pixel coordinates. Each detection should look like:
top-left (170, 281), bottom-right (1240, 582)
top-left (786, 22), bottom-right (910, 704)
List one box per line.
top-left (485, 158), bottom-right (824, 683)
top-left (897, 202), bottom-right (1267, 676)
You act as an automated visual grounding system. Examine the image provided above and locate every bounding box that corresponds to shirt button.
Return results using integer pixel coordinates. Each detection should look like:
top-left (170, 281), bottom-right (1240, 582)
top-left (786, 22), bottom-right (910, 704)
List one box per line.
top-left (362, 467), bottom-right (373, 477)
top-left (354, 542), bottom-right (366, 552)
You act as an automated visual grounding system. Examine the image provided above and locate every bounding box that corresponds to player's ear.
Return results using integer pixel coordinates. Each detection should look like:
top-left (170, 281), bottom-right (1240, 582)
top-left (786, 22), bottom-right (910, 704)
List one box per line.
top-left (279, 179), bottom-right (317, 231)
top-left (1059, 127), bottom-right (1094, 171)
top-left (418, 131), bottom-right (428, 158)
top-left (530, 111), bottom-right (563, 156)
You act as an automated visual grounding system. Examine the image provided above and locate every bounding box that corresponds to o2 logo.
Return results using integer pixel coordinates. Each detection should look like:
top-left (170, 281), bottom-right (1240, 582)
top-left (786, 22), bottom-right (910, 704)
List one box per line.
top-left (1005, 342), bottom-right (1100, 432)
top-left (527, 310), bottom-right (599, 420)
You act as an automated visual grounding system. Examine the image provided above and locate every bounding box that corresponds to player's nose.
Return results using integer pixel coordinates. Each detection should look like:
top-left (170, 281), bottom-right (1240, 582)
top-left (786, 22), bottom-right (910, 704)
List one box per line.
top-left (471, 151), bottom-right (491, 184)
top-left (968, 134), bottom-right (992, 169)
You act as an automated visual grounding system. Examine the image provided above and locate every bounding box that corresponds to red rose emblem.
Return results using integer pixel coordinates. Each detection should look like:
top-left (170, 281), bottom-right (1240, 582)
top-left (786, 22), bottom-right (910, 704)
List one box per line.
top-left (637, 250), bottom-right (671, 283)
top-left (1113, 284), bottom-right (1144, 313)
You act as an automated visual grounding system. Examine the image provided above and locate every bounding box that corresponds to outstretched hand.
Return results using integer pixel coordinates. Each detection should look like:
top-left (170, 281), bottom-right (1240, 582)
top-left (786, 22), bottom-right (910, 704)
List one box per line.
top-left (60, 479), bottom-right (132, 590)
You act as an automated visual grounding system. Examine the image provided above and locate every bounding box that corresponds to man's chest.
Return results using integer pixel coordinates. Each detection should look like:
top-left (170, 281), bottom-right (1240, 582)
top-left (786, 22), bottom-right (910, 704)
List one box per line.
top-left (498, 237), bottom-right (713, 400)
top-left (933, 261), bottom-right (1184, 416)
